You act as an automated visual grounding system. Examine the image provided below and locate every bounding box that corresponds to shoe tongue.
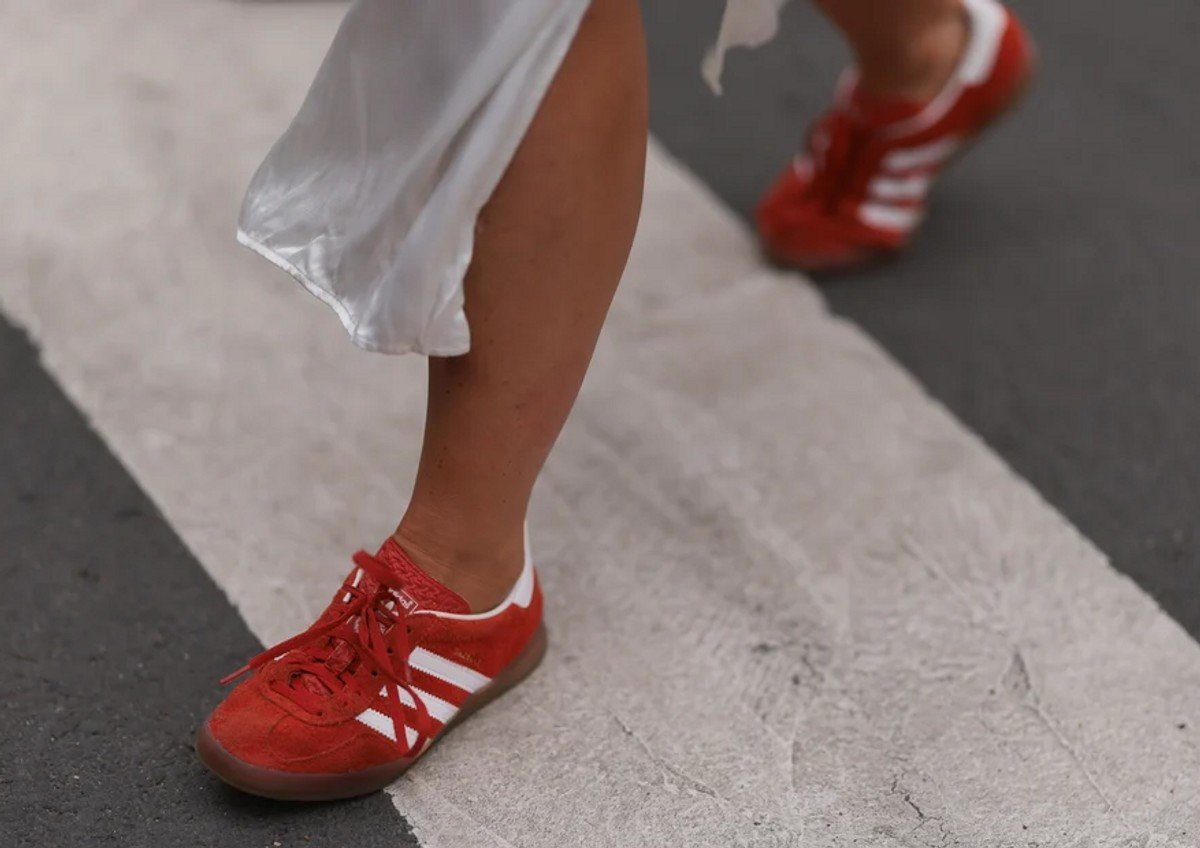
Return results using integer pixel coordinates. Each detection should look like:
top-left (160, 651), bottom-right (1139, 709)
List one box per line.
top-left (288, 540), bottom-right (469, 700)
top-left (373, 538), bottom-right (470, 615)
top-left (849, 86), bottom-right (928, 127)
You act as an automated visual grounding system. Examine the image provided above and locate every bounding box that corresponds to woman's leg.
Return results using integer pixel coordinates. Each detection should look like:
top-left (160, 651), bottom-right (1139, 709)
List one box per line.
top-left (394, 0), bottom-right (648, 611)
top-left (813, 0), bottom-right (968, 100)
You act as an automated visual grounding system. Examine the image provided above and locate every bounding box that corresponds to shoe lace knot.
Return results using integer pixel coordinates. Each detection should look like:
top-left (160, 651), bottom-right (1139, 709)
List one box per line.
top-left (221, 550), bottom-right (432, 756)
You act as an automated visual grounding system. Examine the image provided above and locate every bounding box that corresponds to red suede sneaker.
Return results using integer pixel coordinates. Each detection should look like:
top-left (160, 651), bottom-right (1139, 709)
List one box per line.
top-left (196, 536), bottom-right (545, 801)
top-left (757, 0), bottom-right (1035, 272)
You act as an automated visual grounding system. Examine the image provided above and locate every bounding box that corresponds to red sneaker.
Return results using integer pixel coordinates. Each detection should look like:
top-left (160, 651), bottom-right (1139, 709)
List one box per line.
top-left (757, 0), bottom-right (1035, 272)
top-left (196, 537), bottom-right (545, 800)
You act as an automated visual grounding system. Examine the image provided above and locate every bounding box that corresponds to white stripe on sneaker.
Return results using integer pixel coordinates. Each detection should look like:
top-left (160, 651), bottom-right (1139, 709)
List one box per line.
top-left (858, 201), bottom-right (924, 232)
top-left (409, 647), bottom-right (491, 693)
top-left (396, 684), bottom-right (459, 726)
top-left (354, 682), bottom-right (461, 742)
top-left (355, 707), bottom-right (420, 748)
top-left (869, 174), bottom-right (932, 201)
top-left (882, 136), bottom-right (962, 172)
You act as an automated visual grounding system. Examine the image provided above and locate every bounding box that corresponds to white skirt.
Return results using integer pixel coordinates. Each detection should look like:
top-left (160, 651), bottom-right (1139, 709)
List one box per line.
top-left (238, 0), bottom-right (788, 355)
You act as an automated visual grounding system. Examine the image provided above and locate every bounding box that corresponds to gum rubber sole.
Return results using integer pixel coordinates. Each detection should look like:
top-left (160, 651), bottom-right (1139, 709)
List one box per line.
top-left (196, 622), bottom-right (548, 801)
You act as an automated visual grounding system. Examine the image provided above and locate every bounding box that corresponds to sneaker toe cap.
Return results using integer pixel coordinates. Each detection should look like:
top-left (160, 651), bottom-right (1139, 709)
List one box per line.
top-left (205, 679), bottom-right (394, 774)
top-left (757, 177), bottom-right (903, 271)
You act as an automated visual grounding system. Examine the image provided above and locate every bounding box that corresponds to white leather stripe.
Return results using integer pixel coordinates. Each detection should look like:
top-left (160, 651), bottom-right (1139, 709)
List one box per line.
top-left (882, 137), bottom-right (962, 172)
top-left (869, 174), bottom-right (931, 201)
top-left (355, 707), bottom-right (419, 747)
top-left (394, 684), bottom-right (458, 725)
top-left (409, 647), bottom-right (491, 693)
top-left (859, 202), bottom-right (923, 232)
top-left (355, 683), bottom-right (459, 743)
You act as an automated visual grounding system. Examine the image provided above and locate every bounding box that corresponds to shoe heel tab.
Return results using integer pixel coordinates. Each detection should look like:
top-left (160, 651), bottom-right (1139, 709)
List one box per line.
top-left (423, 525), bottom-right (536, 620)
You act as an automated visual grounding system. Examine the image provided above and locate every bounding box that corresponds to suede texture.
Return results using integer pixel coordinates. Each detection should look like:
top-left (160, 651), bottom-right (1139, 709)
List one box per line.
top-left (409, 575), bottom-right (543, 680)
top-left (207, 575), bottom-right (543, 774)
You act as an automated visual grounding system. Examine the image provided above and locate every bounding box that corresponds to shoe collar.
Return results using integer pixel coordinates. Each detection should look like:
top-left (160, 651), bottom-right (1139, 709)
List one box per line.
top-left (410, 524), bottom-right (537, 622)
top-left (840, 0), bottom-right (1007, 140)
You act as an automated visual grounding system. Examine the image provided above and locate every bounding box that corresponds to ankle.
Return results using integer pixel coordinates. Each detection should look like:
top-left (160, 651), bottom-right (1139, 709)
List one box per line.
top-left (855, 5), bottom-right (969, 102)
top-left (392, 517), bottom-right (525, 613)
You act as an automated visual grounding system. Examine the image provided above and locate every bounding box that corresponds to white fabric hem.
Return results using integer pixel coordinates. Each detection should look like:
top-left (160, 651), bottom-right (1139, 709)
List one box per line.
top-left (235, 229), bottom-right (470, 357)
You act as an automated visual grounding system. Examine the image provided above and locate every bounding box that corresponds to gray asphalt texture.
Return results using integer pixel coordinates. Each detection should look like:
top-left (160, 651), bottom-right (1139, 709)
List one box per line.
top-left (0, 318), bottom-right (415, 847)
top-left (643, 0), bottom-right (1200, 636)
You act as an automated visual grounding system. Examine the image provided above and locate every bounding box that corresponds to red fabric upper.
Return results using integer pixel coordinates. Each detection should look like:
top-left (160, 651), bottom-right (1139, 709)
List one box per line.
top-left (206, 546), bottom-right (542, 774)
top-left (757, 0), bottom-right (1034, 271)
